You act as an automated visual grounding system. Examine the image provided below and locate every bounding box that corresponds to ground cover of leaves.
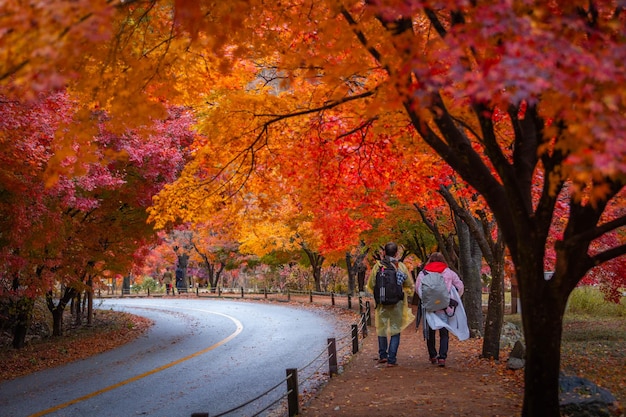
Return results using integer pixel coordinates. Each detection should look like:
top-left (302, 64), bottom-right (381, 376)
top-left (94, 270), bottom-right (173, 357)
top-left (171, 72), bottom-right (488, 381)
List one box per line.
top-left (299, 325), bottom-right (525, 417)
top-left (0, 309), bottom-right (152, 382)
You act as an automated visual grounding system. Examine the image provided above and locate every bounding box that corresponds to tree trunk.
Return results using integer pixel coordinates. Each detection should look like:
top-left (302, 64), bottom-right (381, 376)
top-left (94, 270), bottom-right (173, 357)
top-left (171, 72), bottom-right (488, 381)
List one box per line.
top-left (47, 287), bottom-right (77, 337)
top-left (52, 307), bottom-right (64, 337)
top-left (346, 246), bottom-right (369, 295)
top-left (519, 269), bottom-right (567, 416)
top-left (481, 257), bottom-right (505, 359)
top-left (313, 264), bottom-right (322, 292)
top-left (12, 321), bottom-right (28, 349)
top-left (87, 277), bottom-right (94, 326)
top-left (303, 248), bottom-right (324, 292)
top-left (456, 215), bottom-right (484, 337)
top-left (207, 262), bottom-right (217, 292)
top-left (357, 264), bottom-right (366, 293)
top-left (177, 253), bottom-right (190, 291)
top-left (199, 254), bottom-right (223, 293)
top-left (214, 265), bottom-right (224, 290)
top-left (74, 291), bottom-right (82, 326)
top-left (346, 252), bottom-right (356, 295)
top-left (12, 297), bottom-right (34, 349)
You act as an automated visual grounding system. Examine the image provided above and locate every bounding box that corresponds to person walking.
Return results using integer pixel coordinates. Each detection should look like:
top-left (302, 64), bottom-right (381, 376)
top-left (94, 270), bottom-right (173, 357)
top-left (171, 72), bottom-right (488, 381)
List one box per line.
top-left (415, 252), bottom-right (468, 367)
top-left (162, 267), bottom-right (173, 295)
top-left (367, 242), bottom-right (415, 367)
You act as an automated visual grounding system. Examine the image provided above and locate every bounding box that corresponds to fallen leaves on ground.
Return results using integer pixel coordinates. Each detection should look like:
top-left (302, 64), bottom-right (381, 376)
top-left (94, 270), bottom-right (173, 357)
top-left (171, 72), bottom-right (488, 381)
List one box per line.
top-left (0, 310), bottom-right (152, 382)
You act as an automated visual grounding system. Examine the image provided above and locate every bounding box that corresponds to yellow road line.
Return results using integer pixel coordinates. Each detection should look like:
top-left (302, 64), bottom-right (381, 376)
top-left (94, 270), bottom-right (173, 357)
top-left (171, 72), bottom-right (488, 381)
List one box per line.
top-left (29, 308), bottom-right (244, 417)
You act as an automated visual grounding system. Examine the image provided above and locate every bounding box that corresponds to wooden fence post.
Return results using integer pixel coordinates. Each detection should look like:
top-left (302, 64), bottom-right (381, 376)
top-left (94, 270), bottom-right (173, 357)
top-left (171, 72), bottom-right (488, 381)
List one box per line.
top-left (351, 324), bottom-right (359, 354)
top-left (286, 368), bottom-right (299, 417)
top-left (361, 312), bottom-right (368, 338)
top-left (366, 301), bottom-right (372, 326)
top-left (327, 338), bottom-right (338, 376)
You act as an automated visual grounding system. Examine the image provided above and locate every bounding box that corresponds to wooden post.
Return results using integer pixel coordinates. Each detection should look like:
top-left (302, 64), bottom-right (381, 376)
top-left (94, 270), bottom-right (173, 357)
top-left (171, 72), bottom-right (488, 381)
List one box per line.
top-left (511, 284), bottom-right (519, 314)
top-left (348, 294), bottom-right (352, 310)
top-left (309, 290), bottom-right (313, 303)
top-left (361, 313), bottom-right (368, 338)
top-left (241, 287), bottom-right (244, 298)
top-left (351, 324), bottom-right (359, 354)
top-left (365, 301), bottom-right (372, 326)
top-left (327, 338), bottom-right (338, 376)
top-left (359, 296), bottom-right (363, 313)
top-left (286, 368), bottom-right (299, 417)
top-left (331, 292), bottom-right (335, 306)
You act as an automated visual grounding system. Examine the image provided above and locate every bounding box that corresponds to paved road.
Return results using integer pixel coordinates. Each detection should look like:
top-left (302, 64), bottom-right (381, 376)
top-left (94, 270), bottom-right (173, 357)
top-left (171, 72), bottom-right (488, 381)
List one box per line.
top-left (0, 298), bottom-right (342, 417)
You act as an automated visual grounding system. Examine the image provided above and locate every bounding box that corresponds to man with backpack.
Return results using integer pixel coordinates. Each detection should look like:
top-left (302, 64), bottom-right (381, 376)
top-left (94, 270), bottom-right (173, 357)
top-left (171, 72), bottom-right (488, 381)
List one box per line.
top-left (367, 242), bottom-right (415, 367)
top-left (416, 252), bottom-right (468, 367)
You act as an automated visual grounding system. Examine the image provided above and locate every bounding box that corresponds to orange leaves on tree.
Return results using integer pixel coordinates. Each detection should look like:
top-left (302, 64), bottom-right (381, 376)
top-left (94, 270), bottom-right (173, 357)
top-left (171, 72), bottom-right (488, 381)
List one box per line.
top-left (173, 0), bottom-right (203, 39)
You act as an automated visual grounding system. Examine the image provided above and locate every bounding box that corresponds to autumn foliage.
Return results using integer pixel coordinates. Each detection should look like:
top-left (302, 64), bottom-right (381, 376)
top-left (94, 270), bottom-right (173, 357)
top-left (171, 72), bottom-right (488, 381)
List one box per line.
top-left (1, 2), bottom-right (625, 416)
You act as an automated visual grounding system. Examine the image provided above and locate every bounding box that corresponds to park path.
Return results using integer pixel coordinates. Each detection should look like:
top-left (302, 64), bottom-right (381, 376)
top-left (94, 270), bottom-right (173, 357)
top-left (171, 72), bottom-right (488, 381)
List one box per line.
top-left (299, 313), bottom-right (524, 417)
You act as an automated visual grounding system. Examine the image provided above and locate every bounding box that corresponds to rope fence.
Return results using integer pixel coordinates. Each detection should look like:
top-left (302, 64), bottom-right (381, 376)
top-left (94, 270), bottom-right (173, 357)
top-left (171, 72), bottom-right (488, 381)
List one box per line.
top-left (102, 286), bottom-right (368, 312)
top-left (183, 294), bottom-right (372, 417)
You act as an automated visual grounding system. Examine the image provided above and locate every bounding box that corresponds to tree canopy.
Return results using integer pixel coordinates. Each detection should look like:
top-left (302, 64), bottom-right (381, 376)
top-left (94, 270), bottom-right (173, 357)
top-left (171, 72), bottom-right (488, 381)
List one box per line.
top-left (1, 1), bottom-right (625, 416)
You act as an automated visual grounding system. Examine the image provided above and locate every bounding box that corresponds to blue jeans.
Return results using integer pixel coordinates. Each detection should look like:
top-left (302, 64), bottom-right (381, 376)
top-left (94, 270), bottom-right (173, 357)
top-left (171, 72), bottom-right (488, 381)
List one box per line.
top-left (378, 333), bottom-right (401, 364)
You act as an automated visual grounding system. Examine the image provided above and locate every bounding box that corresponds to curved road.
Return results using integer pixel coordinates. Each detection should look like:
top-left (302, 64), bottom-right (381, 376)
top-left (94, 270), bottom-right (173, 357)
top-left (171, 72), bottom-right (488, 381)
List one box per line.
top-left (0, 298), bottom-right (343, 417)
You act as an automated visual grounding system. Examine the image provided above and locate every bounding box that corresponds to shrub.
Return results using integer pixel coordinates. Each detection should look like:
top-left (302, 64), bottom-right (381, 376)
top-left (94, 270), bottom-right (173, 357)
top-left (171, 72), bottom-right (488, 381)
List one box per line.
top-left (566, 286), bottom-right (626, 317)
top-left (140, 277), bottom-right (163, 294)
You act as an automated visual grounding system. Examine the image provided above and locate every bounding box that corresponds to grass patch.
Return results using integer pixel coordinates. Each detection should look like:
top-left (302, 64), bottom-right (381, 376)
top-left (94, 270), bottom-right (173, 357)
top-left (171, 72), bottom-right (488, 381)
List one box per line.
top-left (566, 286), bottom-right (626, 317)
top-left (482, 291), bottom-right (512, 305)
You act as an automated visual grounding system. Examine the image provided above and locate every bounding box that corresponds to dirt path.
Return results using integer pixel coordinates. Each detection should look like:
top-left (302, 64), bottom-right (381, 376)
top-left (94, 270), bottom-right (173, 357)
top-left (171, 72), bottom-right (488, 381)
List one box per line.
top-left (299, 321), bottom-right (524, 417)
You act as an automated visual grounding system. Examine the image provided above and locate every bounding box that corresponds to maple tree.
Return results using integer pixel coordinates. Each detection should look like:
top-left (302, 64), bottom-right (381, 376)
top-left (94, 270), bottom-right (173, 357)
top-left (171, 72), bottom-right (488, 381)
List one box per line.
top-left (0, 90), bottom-right (194, 345)
top-left (3, 1), bottom-right (626, 415)
top-left (160, 224), bottom-right (242, 291)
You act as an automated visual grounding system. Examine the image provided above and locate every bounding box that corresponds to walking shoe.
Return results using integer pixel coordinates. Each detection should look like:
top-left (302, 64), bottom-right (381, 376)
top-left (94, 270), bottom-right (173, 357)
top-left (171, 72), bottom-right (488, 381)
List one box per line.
top-left (437, 358), bottom-right (446, 367)
top-left (430, 357), bottom-right (438, 364)
top-left (377, 358), bottom-right (388, 364)
top-left (386, 362), bottom-right (398, 367)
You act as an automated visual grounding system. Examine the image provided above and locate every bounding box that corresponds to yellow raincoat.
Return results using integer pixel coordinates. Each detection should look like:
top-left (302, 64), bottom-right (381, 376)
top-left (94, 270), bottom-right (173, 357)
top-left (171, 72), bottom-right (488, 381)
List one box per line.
top-left (367, 260), bottom-right (415, 337)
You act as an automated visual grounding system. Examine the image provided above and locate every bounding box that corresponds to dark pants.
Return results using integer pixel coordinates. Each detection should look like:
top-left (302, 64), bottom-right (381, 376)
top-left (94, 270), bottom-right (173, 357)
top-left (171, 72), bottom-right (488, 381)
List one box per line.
top-left (427, 327), bottom-right (449, 359)
top-left (378, 333), bottom-right (401, 364)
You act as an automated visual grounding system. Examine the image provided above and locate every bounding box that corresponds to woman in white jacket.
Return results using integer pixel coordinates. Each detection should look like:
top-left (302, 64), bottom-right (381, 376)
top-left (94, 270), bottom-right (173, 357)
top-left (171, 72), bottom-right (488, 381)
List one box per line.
top-left (415, 252), bottom-right (468, 367)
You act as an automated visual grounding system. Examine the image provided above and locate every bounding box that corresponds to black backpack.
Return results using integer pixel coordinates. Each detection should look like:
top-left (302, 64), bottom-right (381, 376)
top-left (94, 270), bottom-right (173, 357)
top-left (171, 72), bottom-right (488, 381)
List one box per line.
top-left (374, 262), bottom-right (404, 306)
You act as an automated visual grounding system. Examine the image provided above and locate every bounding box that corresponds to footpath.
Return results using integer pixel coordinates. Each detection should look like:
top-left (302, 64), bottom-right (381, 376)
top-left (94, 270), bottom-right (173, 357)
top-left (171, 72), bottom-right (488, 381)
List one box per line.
top-left (298, 314), bottom-right (524, 417)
